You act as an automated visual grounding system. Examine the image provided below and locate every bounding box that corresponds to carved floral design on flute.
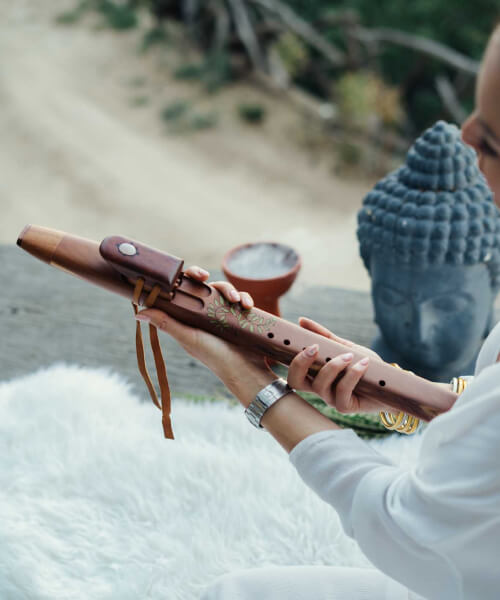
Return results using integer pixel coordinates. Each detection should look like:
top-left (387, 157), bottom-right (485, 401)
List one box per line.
top-left (207, 296), bottom-right (277, 333)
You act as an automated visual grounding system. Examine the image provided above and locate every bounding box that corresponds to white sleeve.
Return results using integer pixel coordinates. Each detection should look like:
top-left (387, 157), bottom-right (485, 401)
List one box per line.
top-left (289, 429), bottom-right (461, 599)
top-left (289, 363), bottom-right (500, 600)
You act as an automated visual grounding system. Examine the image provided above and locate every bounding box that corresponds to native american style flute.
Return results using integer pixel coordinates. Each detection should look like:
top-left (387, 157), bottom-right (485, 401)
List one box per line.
top-left (17, 225), bottom-right (458, 438)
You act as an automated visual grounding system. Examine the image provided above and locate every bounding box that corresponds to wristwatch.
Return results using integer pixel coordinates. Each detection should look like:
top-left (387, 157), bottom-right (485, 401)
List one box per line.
top-left (245, 378), bottom-right (294, 429)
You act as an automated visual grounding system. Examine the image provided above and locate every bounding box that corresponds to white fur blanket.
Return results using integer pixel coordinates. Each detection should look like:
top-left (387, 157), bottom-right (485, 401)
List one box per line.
top-left (0, 365), bottom-right (422, 600)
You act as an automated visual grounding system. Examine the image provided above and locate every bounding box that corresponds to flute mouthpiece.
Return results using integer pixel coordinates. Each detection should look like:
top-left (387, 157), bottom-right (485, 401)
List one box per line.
top-left (16, 225), bottom-right (65, 264)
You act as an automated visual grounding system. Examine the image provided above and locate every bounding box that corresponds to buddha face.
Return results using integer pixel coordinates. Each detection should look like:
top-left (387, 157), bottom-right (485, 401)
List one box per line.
top-left (370, 256), bottom-right (493, 369)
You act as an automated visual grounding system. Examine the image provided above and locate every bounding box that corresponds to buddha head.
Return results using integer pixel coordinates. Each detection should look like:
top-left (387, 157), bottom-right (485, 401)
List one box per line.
top-left (357, 121), bottom-right (500, 381)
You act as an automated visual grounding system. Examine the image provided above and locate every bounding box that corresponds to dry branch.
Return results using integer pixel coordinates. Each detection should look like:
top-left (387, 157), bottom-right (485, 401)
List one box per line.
top-left (227, 0), bottom-right (267, 71)
top-left (435, 75), bottom-right (468, 123)
top-left (354, 27), bottom-right (480, 76)
top-left (212, 0), bottom-right (231, 52)
top-left (249, 0), bottom-right (346, 66)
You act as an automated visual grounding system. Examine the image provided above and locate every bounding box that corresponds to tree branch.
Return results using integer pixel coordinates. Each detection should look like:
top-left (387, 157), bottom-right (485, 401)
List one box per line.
top-left (435, 75), bottom-right (468, 123)
top-left (249, 0), bottom-right (346, 67)
top-left (227, 0), bottom-right (267, 71)
top-left (354, 27), bottom-right (480, 76)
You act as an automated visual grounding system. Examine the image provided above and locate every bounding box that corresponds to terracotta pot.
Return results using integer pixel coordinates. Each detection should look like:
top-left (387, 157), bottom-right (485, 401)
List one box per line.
top-left (222, 242), bottom-right (301, 317)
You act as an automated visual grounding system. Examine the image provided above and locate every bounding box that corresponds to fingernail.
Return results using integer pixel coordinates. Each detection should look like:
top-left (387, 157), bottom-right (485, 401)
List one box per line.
top-left (305, 344), bottom-right (318, 357)
top-left (359, 357), bottom-right (369, 366)
top-left (341, 352), bottom-right (354, 362)
top-left (230, 290), bottom-right (240, 301)
top-left (135, 313), bottom-right (151, 323)
top-left (198, 268), bottom-right (209, 277)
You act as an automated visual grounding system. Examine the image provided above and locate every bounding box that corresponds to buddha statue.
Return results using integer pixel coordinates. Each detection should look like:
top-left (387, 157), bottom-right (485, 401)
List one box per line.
top-left (357, 121), bottom-right (500, 382)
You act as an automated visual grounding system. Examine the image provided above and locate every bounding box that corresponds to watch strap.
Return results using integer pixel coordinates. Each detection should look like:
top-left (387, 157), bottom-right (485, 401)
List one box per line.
top-left (245, 378), bottom-right (294, 429)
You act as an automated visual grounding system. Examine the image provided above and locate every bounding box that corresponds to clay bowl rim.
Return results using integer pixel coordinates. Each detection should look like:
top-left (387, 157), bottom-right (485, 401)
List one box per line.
top-left (222, 241), bottom-right (302, 284)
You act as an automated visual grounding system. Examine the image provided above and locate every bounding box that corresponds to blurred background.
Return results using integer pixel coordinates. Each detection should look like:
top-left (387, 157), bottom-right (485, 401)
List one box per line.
top-left (2, 0), bottom-right (498, 290)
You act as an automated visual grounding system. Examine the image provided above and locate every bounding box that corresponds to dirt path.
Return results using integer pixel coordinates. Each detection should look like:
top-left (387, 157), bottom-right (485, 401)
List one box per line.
top-left (1, 1), bottom-right (372, 291)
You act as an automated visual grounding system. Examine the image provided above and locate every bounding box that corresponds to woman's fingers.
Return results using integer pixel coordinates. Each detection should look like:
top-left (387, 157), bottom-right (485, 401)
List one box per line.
top-left (184, 266), bottom-right (254, 309)
top-left (334, 357), bottom-right (370, 413)
top-left (211, 281), bottom-right (254, 309)
top-left (185, 265), bottom-right (210, 281)
top-left (287, 344), bottom-right (319, 391)
top-left (310, 352), bottom-right (355, 405)
top-left (240, 291), bottom-right (254, 309)
top-left (298, 317), bottom-right (354, 347)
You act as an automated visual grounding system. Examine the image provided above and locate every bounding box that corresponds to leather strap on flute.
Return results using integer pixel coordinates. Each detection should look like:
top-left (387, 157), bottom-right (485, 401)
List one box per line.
top-left (132, 278), bottom-right (173, 439)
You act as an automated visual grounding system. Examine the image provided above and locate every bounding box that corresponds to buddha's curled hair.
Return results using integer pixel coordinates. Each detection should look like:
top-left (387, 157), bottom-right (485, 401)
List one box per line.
top-left (357, 121), bottom-right (500, 289)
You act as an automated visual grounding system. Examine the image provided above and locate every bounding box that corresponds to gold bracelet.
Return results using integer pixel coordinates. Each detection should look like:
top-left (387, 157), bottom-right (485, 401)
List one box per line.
top-left (450, 377), bottom-right (469, 395)
top-left (379, 363), bottom-right (420, 435)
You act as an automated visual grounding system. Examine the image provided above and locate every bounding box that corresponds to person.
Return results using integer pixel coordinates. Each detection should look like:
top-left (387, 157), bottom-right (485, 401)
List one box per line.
top-left (136, 25), bottom-right (500, 600)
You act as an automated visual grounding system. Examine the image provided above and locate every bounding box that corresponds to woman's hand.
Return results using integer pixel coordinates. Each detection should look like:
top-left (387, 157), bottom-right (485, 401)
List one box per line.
top-left (137, 266), bottom-right (342, 451)
top-left (152, 266), bottom-right (387, 414)
top-left (183, 266), bottom-right (255, 310)
top-left (136, 266), bottom-right (276, 408)
top-left (288, 317), bottom-right (388, 413)
top-left (184, 263), bottom-right (386, 412)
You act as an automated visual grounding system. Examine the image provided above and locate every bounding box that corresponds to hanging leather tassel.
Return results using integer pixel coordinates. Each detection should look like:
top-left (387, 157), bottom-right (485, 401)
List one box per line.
top-left (132, 279), bottom-right (174, 439)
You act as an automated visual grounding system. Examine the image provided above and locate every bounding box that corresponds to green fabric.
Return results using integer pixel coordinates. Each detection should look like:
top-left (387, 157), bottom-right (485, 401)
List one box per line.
top-left (300, 392), bottom-right (394, 439)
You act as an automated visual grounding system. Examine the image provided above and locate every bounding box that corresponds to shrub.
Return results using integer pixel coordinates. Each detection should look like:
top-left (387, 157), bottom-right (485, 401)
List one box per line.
top-left (237, 103), bottom-right (267, 124)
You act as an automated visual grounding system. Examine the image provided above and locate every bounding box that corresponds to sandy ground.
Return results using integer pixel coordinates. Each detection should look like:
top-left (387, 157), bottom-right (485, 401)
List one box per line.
top-left (1, 1), bottom-right (373, 291)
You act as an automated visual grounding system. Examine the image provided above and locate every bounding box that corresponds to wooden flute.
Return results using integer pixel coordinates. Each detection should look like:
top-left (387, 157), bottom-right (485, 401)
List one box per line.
top-left (17, 225), bottom-right (457, 431)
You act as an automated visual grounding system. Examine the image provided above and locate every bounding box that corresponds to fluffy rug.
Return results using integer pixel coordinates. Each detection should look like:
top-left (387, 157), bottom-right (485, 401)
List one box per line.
top-left (0, 365), bottom-right (423, 600)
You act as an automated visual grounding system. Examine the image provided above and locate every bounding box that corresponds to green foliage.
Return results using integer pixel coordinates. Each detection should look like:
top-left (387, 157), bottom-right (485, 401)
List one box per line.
top-left (336, 140), bottom-right (363, 167)
top-left (273, 31), bottom-right (309, 78)
top-left (161, 100), bottom-right (218, 133)
top-left (130, 95), bottom-right (149, 106)
top-left (174, 63), bottom-right (204, 80)
top-left (55, 0), bottom-right (91, 24)
top-left (96, 0), bottom-right (138, 30)
top-left (237, 103), bottom-right (267, 125)
top-left (175, 51), bottom-right (233, 93)
top-left (284, 0), bottom-right (499, 130)
top-left (336, 71), bottom-right (404, 130)
top-left (161, 100), bottom-right (191, 122)
top-left (141, 25), bottom-right (169, 52)
top-left (56, 0), bottom-right (138, 29)
top-left (300, 392), bottom-right (393, 439)
top-left (190, 112), bottom-right (218, 130)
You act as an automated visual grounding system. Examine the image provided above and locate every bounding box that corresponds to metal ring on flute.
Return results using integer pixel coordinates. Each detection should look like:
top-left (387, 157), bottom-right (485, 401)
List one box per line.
top-left (379, 363), bottom-right (420, 435)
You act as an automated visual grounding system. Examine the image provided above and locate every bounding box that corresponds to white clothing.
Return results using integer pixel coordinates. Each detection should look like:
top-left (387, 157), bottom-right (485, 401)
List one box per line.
top-left (203, 321), bottom-right (500, 599)
top-left (201, 566), bottom-right (416, 600)
top-left (288, 325), bottom-right (500, 600)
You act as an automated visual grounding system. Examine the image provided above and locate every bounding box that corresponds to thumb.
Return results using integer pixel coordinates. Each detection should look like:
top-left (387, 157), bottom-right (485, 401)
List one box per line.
top-left (298, 316), bottom-right (354, 346)
top-left (136, 309), bottom-right (195, 345)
